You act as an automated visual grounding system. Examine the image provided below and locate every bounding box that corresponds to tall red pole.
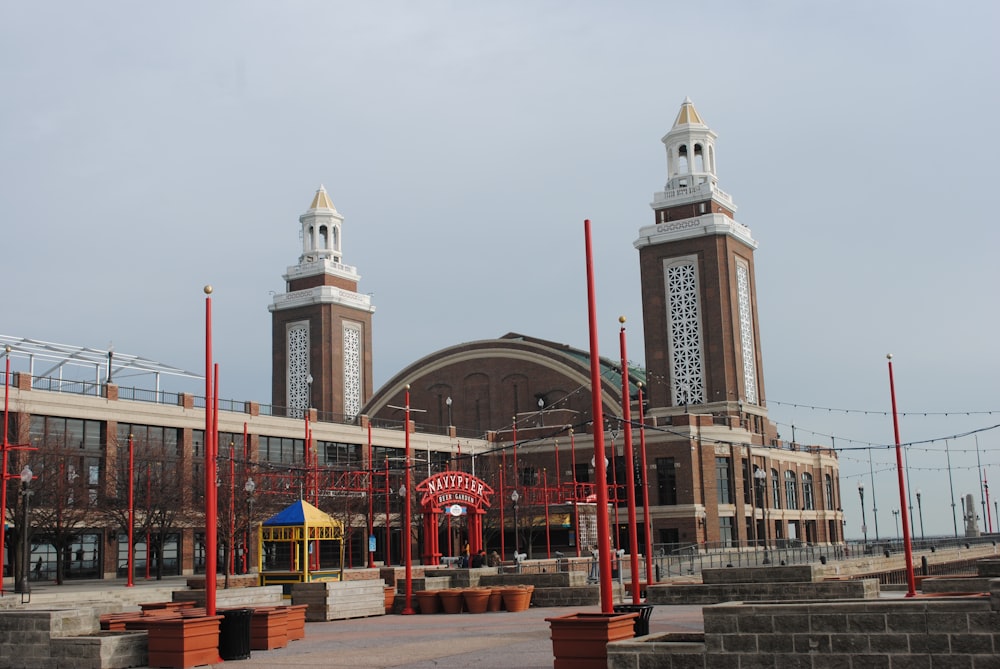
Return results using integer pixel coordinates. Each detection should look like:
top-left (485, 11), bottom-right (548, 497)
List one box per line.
top-left (384, 458), bottom-right (391, 567)
top-left (637, 383), bottom-right (654, 585)
top-left (512, 417), bottom-right (518, 492)
top-left (229, 439), bottom-right (235, 576)
top-left (499, 449), bottom-right (506, 559)
top-left (402, 385), bottom-right (415, 614)
top-left (127, 433), bottom-right (134, 587)
top-left (584, 219), bottom-right (614, 613)
top-left (204, 286), bottom-right (218, 617)
top-left (887, 354), bottom-right (916, 597)
top-left (368, 423), bottom-right (375, 568)
top-left (553, 439), bottom-right (561, 495)
top-left (619, 318), bottom-right (641, 604)
top-left (1, 347), bottom-right (11, 596)
top-left (570, 428), bottom-right (580, 557)
top-left (242, 422), bottom-right (248, 574)
top-left (544, 468), bottom-right (551, 558)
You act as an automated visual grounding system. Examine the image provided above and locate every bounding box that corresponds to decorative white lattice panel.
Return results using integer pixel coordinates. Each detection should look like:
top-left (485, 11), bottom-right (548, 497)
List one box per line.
top-left (665, 260), bottom-right (705, 404)
top-left (287, 322), bottom-right (310, 418)
top-left (736, 263), bottom-right (758, 404)
top-left (343, 322), bottom-right (362, 419)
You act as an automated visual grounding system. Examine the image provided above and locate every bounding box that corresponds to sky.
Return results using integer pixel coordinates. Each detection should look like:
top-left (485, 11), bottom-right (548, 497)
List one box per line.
top-left (1, 1), bottom-right (998, 541)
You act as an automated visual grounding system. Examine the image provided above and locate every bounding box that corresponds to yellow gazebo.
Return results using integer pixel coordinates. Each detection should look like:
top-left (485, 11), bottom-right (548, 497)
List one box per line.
top-left (257, 500), bottom-right (345, 589)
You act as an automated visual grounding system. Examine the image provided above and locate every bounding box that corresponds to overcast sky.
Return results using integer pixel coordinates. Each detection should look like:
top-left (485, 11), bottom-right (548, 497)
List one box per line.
top-left (2, 1), bottom-right (998, 540)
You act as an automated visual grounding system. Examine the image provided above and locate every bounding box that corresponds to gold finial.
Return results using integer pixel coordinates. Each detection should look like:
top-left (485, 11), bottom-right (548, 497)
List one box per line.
top-left (204, 285), bottom-right (213, 295)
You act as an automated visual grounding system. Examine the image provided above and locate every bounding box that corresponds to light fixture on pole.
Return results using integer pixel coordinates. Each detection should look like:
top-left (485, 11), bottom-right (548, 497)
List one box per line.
top-left (892, 509), bottom-right (900, 540)
top-left (511, 489), bottom-right (520, 558)
top-left (916, 489), bottom-right (925, 542)
top-left (14, 465), bottom-right (33, 594)
top-left (445, 396), bottom-right (452, 429)
top-left (858, 481), bottom-right (868, 547)
top-left (754, 467), bottom-right (768, 544)
top-left (244, 478), bottom-right (255, 574)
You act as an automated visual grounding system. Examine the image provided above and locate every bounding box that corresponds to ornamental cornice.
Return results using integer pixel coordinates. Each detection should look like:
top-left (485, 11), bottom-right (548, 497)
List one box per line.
top-left (284, 259), bottom-right (359, 283)
top-left (268, 286), bottom-right (375, 313)
top-left (633, 213), bottom-right (757, 250)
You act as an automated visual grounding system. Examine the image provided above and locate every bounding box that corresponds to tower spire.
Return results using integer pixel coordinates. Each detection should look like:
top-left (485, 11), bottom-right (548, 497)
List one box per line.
top-left (299, 185), bottom-right (344, 264)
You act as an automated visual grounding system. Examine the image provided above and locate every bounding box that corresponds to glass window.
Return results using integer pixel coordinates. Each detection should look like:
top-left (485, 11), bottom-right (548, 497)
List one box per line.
top-left (784, 470), bottom-right (799, 509)
top-left (771, 468), bottom-right (781, 509)
top-left (656, 457), bottom-right (677, 505)
top-left (716, 457), bottom-right (731, 504)
top-left (719, 516), bottom-right (734, 547)
top-left (802, 473), bottom-right (815, 510)
top-left (824, 474), bottom-right (834, 509)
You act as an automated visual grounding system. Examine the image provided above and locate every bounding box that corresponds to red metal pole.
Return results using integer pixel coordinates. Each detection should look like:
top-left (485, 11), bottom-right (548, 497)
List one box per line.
top-left (637, 383), bottom-right (655, 586)
top-left (368, 423), bottom-right (375, 568)
top-left (500, 449), bottom-right (506, 559)
top-left (204, 286), bottom-right (218, 617)
top-left (570, 428), bottom-right (580, 557)
top-left (243, 422), bottom-right (248, 574)
top-left (229, 439), bottom-right (235, 576)
top-left (512, 417), bottom-right (518, 492)
top-left (402, 385), bottom-right (415, 614)
top-left (1, 348), bottom-right (10, 596)
top-left (384, 458), bottom-right (391, 567)
top-left (544, 468), bottom-right (551, 559)
top-left (887, 354), bottom-right (916, 597)
top-left (584, 219), bottom-right (614, 613)
top-left (127, 433), bottom-right (134, 587)
top-left (554, 439), bottom-right (560, 495)
top-left (619, 318), bottom-right (641, 604)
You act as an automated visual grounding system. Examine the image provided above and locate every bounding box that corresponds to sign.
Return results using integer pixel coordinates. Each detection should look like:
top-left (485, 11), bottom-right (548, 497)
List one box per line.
top-left (448, 504), bottom-right (464, 517)
top-left (368, 534), bottom-right (376, 553)
top-left (416, 471), bottom-right (494, 511)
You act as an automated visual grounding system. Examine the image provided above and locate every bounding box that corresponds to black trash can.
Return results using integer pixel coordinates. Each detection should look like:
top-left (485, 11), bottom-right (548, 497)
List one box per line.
top-left (613, 603), bottom-right (654, 637)
top-left (219, 608), bottom-right (253, 661)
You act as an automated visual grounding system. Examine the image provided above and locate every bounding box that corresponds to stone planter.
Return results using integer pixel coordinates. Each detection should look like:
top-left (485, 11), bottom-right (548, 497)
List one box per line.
top-left (250, 606), bottom-right (289, 650)
top-left (416, 590), bottom-right (441, 614)
top-left (439, 589), bottom-right (465, 614)
top-left (463, 588), bottom-right (490, 614)
top-left (546, 611), bottom-right (637, 669)
top-left (145, 615), bottom-right (223, 669)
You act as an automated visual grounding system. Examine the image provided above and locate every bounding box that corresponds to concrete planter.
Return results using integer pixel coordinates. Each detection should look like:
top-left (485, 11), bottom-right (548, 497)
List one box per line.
top-left (545, 611), bottom-right (637, 669)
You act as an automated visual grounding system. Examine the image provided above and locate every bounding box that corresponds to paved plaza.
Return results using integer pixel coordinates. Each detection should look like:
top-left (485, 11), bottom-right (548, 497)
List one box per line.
top-left (211, 602), bottom-right (705, 669)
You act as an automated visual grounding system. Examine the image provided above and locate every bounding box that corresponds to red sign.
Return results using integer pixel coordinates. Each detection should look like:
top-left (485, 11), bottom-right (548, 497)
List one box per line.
top-left (417, 471), bottom-right (493, 511)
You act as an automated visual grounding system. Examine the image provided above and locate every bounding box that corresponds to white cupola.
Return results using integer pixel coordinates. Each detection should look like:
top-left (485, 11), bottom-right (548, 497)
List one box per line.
top-left (299, 185), bottom-right (344, 265)
top-left (661, 97), bottom-right (718, 192)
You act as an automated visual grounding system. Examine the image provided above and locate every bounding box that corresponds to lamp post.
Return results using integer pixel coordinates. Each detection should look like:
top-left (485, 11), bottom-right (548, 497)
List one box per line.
top-left (244, 478), bottom-right (255, 574)
top-left (445, 396), bottom-right (452, 430)
top-left (1, 345), bottom-right (11, 596)
top-left (916, 489), bottom-right (924, 542)
top-left (892, 509), bottom-right (900, 541)
top-left (858, 482), bottom-right (868, 548)
top-left (128, 433), bottom-right (135, 587)
top-left (14, 465), bottom-right (33, 594)
top-left (402, 384), bottom-right (414, 616)
top-left (511, 489), bottom-right (520, 559)
top-left (754, 467), bottom-right (768, 547)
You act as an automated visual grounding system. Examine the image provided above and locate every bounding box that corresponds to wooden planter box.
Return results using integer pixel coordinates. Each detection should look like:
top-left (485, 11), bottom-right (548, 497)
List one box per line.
top-left (545, 611), bottom-right (638, 669)
top-left (283, 604), bottom-right (308, 641)
top-left (141, 600), bottom-right (197, 613)
top-left (146, 615), bottom-right (222, 669)
top-left (250, 606), bottom-right (289, 650)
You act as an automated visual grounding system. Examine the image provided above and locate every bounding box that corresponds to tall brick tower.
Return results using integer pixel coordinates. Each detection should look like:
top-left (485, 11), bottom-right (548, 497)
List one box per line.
top-left (634, 99), bottom-right (768, 435)
top-left (269, 187), bottom-right (375, 418)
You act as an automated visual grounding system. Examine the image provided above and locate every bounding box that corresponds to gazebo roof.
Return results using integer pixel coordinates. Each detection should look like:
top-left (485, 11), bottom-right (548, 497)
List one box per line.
top-left (262, 499), bottom-right (341, 529)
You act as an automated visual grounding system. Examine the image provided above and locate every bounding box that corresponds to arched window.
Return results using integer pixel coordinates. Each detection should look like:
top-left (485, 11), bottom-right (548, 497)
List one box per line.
top-left (677, 144), bottom-right (689, 173)
top-left (693, 143), bottom-right (705, 172)
top-left (824, 474), bottom-right (834, 509)
top-left (784, 470), bottom-right (798, 509)
top-left (802, 473), bottom-right (815, 510)
top-left (771, 468), bottom-right (781, 509)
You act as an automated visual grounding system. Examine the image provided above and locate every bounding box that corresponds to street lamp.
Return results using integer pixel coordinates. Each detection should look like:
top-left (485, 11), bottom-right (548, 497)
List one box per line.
top-left (511, 489), bottom-right (520, 559)
top-left (916, 489), bottom-right (925, 542)
top-left (14, 465), bottom-right (33, 594)
top-left (892, 509), bottom-right (900, 541)
top-left (858, 482), bottom-right (868, 548)
top-left (445, 396), bottom-right (452, 429)
top-left (754, 467), bottom-right (768, 547)
top-left (244, 478), bottom-right (256, 574)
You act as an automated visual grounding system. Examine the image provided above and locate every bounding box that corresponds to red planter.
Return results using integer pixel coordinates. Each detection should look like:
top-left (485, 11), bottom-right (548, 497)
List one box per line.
top-left (145, 615), bottom-right (222, 669)
top-left (501, 587), bottom-right (531, 613)
top-left (545, 611), bottom-right (638, 669)
top-left (462, 588), bottom-right (490, 614)
top-left (385, 585), bottom-right (396, 614)
top-left (486, 588), bottom-right (503, 612)
top-left (416, 590), bottom-right (441, 614)
top-left (283, 604), bottom-right (308, 641)
top-left (250, 607), bottom-right (289, 650)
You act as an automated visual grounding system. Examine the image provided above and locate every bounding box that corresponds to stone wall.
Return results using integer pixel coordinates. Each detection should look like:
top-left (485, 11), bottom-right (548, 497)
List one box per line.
top-left (609, 583), bottom-right (1000, 668)
top-left (0, 608), bottom-right (146, 669)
